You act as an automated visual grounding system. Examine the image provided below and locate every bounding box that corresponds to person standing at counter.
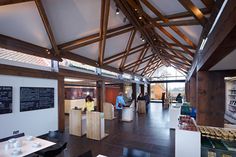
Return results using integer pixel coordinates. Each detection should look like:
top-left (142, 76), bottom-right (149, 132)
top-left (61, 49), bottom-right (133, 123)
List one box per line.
top-left (82, 95), bottom-right (95, 112)
top-left (116, 92), bottom-right (126, 121)
top-left (137, 93), bottom-right (145, 100)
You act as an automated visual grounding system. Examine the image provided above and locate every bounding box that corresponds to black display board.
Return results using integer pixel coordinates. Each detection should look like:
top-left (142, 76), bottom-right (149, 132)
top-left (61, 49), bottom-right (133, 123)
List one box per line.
top-left (20, 87), bottom-right (54, 112)
top-left (0, 86), bottom-right (13, 114)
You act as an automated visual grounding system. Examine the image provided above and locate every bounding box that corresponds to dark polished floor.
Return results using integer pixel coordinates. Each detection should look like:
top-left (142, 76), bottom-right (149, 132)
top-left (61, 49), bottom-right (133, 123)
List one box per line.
top-left (57, 103), bottom-right (175, 157)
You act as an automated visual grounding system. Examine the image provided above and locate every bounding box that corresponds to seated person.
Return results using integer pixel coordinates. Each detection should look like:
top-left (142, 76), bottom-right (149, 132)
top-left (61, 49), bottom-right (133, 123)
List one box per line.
top-left (82, 95), bottom-right (95, 112)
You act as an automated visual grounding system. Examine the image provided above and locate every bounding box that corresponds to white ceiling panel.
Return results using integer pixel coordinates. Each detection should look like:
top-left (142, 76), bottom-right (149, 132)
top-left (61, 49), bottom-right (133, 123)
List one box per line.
top-left (71, 42), bottom-right (99, 61)
top-left (138, 61), bottom-right (149, 70)
top-left (104, 31), bottom-right (131, 58)
top-left (42, 0), bottom-right (101, 44)
top-left (161, 27), bottom-right (189, 45)
top-left (131, 31), bottom-right (146, 49)
top-left (0, 2), bottom-right (51, 48)
top-left (178, 25), bottom-right (203, 45)
top-left (108, 0), bottom-right (129, 30)
top-left (125, 51), bottom-right (142, 66)
top-left (210, 48), bottom-right (236, 71)
top-left (108, 59), bottom-right (122, 68)
top-left (144, 49), bottom-right (153, 58)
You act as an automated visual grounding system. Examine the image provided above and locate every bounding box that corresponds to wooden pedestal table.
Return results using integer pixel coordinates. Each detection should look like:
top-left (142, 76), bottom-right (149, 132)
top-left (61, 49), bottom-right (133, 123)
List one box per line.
top-left (86, 111), bottom-right (108, 140)
top-left (103, 102), bottom-right (115, 120)
top-left (69, 109), bottom-right (86, 136)
top-left (137, 100), bottom-right (146, 114)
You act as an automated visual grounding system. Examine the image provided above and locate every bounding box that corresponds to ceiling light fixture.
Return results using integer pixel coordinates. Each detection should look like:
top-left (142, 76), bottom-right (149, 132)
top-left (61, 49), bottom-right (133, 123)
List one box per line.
top-left (116, 7), bottom-right (120, 15)
top-left (139, 16), bottom-right (142, 20)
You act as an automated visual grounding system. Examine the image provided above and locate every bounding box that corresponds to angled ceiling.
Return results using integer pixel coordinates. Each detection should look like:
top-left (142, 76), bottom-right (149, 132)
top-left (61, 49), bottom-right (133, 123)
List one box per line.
top-left (0, 0), bottom-right (222, 77)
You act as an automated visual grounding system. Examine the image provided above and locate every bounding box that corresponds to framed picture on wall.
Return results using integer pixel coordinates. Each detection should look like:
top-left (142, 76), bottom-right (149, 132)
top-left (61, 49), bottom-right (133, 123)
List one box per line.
top-left (0, 86), bottom-right (13, 114)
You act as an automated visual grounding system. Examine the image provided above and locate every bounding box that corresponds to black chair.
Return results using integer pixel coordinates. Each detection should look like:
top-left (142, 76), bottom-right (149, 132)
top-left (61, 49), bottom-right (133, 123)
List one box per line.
top-left (36, 142), bottom-right (67, 157)
top-left (77, 150), bottom-right (93, 157)
top-left (0, 133), bottom-right (25, 142)
top-left (46, 131), bottom-right (61, 143)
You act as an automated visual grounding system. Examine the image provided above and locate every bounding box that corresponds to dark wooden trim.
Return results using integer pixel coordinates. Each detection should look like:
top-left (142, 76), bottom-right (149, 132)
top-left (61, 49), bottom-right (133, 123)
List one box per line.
top-left (0, 0), bottom-right (33, 5)
top-left (133, 47), bottom-right (149, 72)
top-left (157, 19), bottom-right (199, 27)
top-left (201, 0), bottom-right (215, 11)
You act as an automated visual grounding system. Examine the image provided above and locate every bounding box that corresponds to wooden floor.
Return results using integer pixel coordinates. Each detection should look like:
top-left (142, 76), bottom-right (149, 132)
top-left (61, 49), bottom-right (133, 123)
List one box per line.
top-left (57, 103), bottom-right (175, 157)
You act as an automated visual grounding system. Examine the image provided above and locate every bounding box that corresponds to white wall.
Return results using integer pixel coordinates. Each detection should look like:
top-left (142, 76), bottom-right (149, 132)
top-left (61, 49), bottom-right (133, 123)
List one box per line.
top-left (0, 74), bottom-right (58, 139)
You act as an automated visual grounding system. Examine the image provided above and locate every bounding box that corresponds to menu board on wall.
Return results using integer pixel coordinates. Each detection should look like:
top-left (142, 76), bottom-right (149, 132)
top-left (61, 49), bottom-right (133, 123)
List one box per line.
top-left (0, 86), bottom-right (12, 114)
top-left (20, 87), bottom-right (54, 112)
top-left (65, 87), bottom-right (96, 100)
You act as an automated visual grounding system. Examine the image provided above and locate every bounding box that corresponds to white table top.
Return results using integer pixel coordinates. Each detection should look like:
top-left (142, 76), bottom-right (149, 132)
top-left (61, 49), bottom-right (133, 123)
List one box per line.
top-left (0, 136), bottom-right (56, 157)
top-left (97, 155), bottom-right (108, 157)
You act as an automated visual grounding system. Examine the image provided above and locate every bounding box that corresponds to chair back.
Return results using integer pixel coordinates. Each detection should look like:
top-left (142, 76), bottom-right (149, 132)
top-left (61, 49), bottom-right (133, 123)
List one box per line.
top-left (0, 133), bottom-right (25, 142)
top-left (43, 142), bottom-right (67, 157)
top-left (78, 150), bottom-right (93, 157)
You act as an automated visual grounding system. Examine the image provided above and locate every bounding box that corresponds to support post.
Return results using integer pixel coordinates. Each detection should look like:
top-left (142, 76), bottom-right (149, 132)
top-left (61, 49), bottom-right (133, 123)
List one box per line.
top-left (58, 76), bottom-right (65, 132)
top-left (96, 80), bottom-right (105, 112)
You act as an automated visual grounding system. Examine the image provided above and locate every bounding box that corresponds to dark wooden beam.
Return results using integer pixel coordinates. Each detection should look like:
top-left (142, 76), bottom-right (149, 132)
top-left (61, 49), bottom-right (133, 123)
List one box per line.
top-left (98, 0), bottom-right (110, 65)
top-left (103, 44), bottom-right (146, 65)
top-left (35, 0), bottom-right (60, 56)
top-left (133, 47), bottom-right (149, 72)
top-left (157, 19), bottom-right (199, 27)
top-left (120, 30), bottom-right (136, 70)
top-left (152, 8), bottom-right (210, 21)
top-left (58, 24), bottom-right (133, 51)
top-left (187, 0), bottom-right (233, 80)
top-left (201, 0), bottom-right (215, 11)
top-left (178, 0), bottom-right (208, 26)
top-left (155, 45), bottom-right (194, 57)
top-left (168, 42), bottom-right (196, 50)
top-left (0, 0), bottom-right (33, 5)
top-left (0, 34), bottom-right (59, 60)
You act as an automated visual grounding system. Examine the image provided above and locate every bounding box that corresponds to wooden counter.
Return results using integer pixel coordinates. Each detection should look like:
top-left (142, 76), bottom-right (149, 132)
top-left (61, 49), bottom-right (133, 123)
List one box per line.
top-left (86, 111), bottom-right (108, 140)
top-left (103, 102), bottom-right (115, 120)
top-left (69, 109), bottom-right (86, 136)
top-left (137, 100), bottom-right (146, 114)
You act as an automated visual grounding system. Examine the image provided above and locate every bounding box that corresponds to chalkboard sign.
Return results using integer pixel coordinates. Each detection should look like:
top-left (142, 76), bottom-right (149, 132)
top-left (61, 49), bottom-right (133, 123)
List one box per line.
top-left (0, 86), bottom-right (12, 114)
top-left (20, 87), bottom-right (54, 112)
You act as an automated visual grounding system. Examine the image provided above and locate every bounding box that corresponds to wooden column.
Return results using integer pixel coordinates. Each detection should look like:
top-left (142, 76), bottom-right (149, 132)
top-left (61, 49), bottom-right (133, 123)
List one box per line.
top-left (140, 84), bottom-right (144, 94)
top-left (96, 80), bottom-right (105, 112)
top-left (119, 83), bottom-right (125, 93)
top-left (189, 76), bottom-right (196, 107)
top-left (132, 83), bottom-right (137, 107)
top-left (58, 76), bottom-right (65, 132)
top-left (196, 71), bottom-right (225, 127)
top-left (147, 84), bottom-right (151, 96)
top-left (185, 81), bottom-right (190, 102)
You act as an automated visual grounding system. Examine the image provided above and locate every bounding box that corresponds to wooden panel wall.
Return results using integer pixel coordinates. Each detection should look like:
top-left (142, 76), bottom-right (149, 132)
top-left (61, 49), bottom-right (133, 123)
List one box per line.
top-left (105, 86), bottom-right (121, 105)
top-left (196, 70), bottom-right (236, 127)
top-left (190, 76), bottom-right (196, 107)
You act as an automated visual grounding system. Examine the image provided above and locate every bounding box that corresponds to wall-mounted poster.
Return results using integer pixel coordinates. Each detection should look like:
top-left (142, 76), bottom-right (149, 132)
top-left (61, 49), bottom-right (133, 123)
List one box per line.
top-left (0, 86), bottom-right (12, 114)
top-left (65, 87), bottom-right (96, 100)
top-left (20, 87), bottom-right (54, 112)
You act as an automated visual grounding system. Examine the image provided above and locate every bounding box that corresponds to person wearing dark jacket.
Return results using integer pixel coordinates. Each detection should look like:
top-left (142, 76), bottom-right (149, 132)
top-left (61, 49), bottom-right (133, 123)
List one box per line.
top-left (176, 93), bottom-right (183, 103)
top-left (144, 92), bottom-right (150, 113)
top-left (137, 93), bottom-right (145, 100)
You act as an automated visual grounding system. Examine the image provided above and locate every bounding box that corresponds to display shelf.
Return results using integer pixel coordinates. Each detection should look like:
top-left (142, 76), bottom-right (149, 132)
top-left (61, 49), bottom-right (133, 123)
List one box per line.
top-left (175, 116), bottom-right (201, 157)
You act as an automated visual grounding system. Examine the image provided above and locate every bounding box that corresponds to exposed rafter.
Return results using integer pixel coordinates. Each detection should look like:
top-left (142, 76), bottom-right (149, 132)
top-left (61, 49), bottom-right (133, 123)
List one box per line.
top-left (103, 44), bottom-right (146, 65)
top-left (201, 0), bottom-right (215, 11)
top-left (141, 0), bottom-right (196, 49)
top-left (133, 46), bottom-right (149, 72)
top-left (120, 30), bottom-right (137, 70)
top-left (58, 24), bottom-right (134, 51)
top-left (98, 0), bottom-right (110, 66)
top-left (35, 0), bottom-right (60, 57)
top-left (178, 0), bottom-right (208, 26)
